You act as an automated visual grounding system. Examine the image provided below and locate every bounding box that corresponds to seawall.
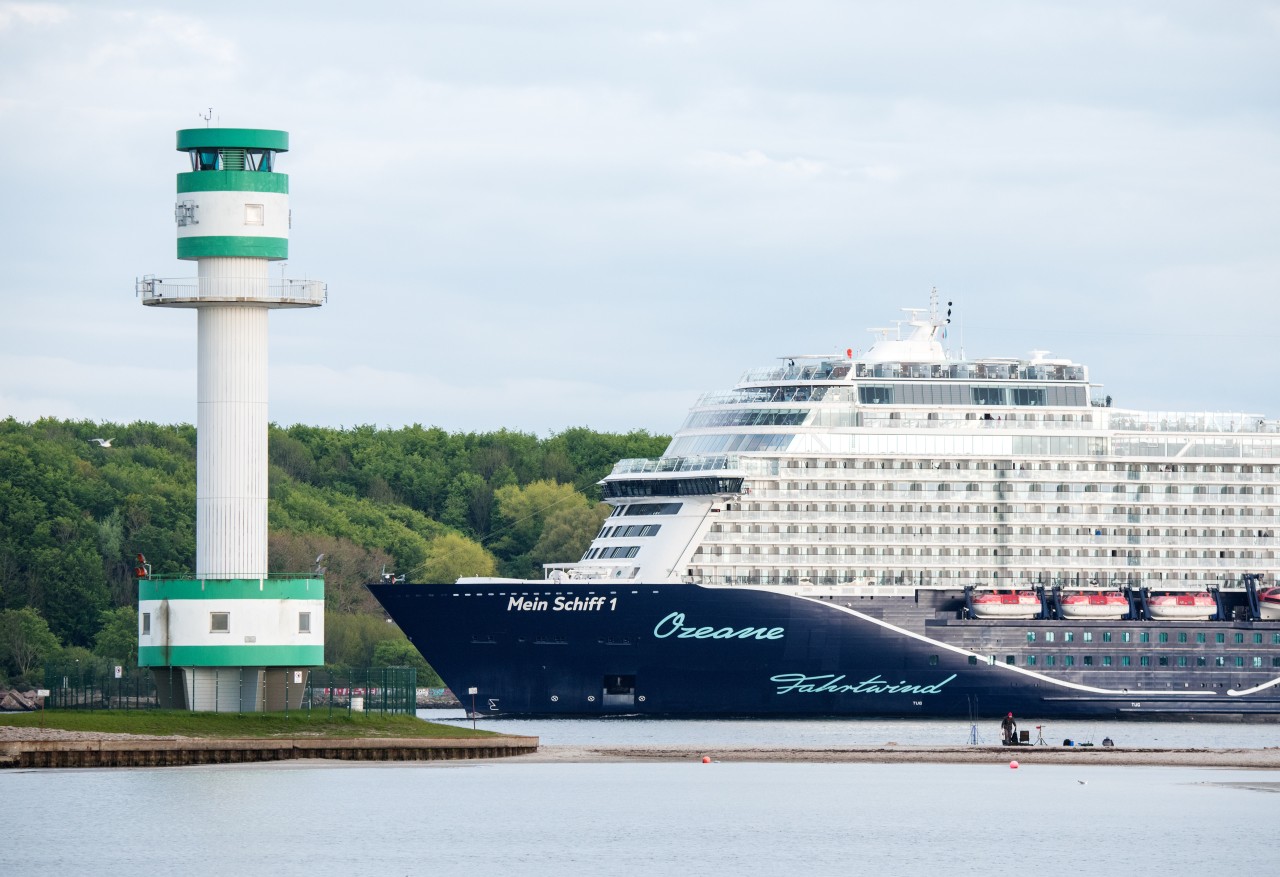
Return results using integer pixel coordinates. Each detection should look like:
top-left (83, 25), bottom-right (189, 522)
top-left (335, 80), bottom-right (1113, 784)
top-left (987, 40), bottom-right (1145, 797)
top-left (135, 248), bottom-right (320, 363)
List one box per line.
top-left (0, 735), bottom-right (538, 769)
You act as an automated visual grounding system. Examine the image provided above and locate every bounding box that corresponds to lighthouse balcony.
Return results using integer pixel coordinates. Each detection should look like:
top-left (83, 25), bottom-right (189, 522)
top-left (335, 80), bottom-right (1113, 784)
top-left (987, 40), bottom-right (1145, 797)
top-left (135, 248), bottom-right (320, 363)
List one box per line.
top-left (137, 275), bottom-right (327, 308)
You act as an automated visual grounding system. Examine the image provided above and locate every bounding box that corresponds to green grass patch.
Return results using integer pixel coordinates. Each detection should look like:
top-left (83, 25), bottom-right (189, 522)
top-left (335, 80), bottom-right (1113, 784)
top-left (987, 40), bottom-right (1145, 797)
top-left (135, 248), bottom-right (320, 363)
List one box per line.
top-left (0, 709), bottom-right (499, 739)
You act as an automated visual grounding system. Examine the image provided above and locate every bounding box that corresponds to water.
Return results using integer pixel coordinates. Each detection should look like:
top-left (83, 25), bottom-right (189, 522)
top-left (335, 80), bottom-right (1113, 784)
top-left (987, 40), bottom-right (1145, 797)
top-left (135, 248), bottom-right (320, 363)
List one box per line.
top-left (3, 719), bottom-right (1279, 876)
top-left (423, 709), bottom-right (1280, 749)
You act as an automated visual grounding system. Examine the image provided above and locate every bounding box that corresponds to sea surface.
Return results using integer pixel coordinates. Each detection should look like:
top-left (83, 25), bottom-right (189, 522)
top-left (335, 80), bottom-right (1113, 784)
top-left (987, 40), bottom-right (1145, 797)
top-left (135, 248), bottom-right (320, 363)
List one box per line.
top-left (3, 719), bottom-right (1279, 877)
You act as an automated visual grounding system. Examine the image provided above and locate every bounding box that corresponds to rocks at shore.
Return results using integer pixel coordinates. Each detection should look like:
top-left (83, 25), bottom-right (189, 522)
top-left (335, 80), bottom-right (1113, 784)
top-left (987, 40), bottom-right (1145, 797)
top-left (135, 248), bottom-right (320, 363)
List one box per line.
top-left (0, 690), bottom-right (42, 712)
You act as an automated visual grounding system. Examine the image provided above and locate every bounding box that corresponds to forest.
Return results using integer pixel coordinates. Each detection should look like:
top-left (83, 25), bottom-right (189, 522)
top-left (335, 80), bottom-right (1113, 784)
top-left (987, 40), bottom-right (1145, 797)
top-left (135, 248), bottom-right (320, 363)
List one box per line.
top-left (0, 417), bottom-right (668, 686)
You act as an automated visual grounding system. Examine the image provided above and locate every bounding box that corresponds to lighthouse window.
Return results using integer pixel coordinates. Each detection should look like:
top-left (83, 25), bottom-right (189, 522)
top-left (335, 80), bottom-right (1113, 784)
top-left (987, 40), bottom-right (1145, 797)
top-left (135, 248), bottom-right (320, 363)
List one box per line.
top-left (141, 613), bottom-right (151, 636)
top-left (299, 612), bottom-right (311, 634)
top-left (210, 612), bottom-right (229, 633)
top-left (245, 204), bottom-right (265, 226)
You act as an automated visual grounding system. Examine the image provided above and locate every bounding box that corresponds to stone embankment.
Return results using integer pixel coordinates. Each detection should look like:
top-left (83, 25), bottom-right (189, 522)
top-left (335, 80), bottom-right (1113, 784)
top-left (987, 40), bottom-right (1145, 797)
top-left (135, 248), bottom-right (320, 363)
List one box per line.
top-left (0, 690), bottom-right (41, 712)
top-left (0, 727), bottom-right (537, 769)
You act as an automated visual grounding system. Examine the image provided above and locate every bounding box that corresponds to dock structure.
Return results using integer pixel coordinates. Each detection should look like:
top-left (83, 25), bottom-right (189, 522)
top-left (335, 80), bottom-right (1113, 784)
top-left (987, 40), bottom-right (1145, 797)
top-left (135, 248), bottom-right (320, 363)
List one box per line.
top-left (1, 736), bottom-right (538, 769)
top-left (136, 127), bottom-right (327, 711)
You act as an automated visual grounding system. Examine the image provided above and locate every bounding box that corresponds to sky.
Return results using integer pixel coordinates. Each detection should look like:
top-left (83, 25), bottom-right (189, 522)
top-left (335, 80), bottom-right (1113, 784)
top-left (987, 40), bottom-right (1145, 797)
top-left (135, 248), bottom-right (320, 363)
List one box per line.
top-left (1, 1), bottom-right (1278, 436)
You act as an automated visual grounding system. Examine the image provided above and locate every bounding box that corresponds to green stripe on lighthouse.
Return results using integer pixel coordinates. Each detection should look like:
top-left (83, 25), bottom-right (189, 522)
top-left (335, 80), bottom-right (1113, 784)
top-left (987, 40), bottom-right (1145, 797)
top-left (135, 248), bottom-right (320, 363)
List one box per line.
top-left (177, 236), bottom-right (288, 260)
top-left (177, 171), bottom-right (289, 194)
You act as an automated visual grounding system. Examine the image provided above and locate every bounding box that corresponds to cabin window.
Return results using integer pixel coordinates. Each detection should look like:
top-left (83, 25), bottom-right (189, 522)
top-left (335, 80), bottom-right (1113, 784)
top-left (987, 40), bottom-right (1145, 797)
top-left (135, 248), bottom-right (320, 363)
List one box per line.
top-left (1121, 656), bottom-right (1131, 667)
top-left (1025, 656), bottom-right (1036, 666)
top-left (1063, 656), bottom-right (1074, 667)
top-left (1216, 633), bottom-right (1225, 644)
top-left (1044, 655), bottom-right (1055, 666)
top-left (1026, 632), bottom-right (1036, 643)
top-left (929, 655), bottom-right (939, 665)
top-left (1101, 656), bottom-right (1112, 666)
top-left (1044, 631), bottom-right (1055, 643)
top-left (1082, 631), bottom-right (1093, 642)
top-left (1158, 632), bottom-right (1168, 643)
top-left (1178, 632), bottom-right (1187, 643)
top-left (210, 612), bottom-right (229, 633)
top-left (1102, 631), bottom-right (1112, 642)
top-left (1234, 633), bottom-right (1245, 644)
top-left (1197, 633), bottom-right (1206, 644)
top-left (1235, 657), bottom-right (1245, 668)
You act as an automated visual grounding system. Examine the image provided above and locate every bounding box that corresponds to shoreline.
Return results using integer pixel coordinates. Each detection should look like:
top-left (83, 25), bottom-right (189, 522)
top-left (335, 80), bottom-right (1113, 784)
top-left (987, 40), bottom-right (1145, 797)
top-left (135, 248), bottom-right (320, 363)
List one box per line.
top-left (4, 726), bottom-right (1277, 769)
top-left (507, 743), bottom-right (1280, 768)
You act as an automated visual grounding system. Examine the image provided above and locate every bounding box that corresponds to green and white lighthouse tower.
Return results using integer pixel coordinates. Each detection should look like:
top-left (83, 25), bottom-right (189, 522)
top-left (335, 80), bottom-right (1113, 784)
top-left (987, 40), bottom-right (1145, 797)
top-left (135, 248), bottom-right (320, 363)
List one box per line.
top-left (137, 128), bottom-right (325, 711)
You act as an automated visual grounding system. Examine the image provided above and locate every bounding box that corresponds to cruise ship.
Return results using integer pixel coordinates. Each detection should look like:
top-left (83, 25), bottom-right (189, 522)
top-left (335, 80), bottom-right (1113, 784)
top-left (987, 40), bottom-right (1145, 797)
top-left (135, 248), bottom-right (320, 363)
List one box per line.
top-left (370, 292), bottom-right (1280, 720)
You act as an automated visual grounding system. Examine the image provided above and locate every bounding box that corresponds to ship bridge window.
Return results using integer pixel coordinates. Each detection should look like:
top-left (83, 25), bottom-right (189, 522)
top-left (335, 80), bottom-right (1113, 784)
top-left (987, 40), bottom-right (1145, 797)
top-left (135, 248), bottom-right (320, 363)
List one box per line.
top-left (603, 477), bottom-right (744, 499)
top-left (859, 386), bottom-right (894, 405)
top-left (972, 387), bottom-right (1006, 406)
top-left (1012, 388), bottom-right (1046, 406)
top-left (624, 503), bottom-right (683, 516)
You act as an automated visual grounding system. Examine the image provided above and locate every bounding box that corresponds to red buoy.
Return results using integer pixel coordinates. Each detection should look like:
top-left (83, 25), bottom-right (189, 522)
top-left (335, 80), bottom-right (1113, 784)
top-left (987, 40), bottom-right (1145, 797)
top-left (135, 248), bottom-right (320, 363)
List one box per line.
top-left (702, 756), bottom-right (711, 764)
top-left (1009, 760), bottom-right (1020, 769)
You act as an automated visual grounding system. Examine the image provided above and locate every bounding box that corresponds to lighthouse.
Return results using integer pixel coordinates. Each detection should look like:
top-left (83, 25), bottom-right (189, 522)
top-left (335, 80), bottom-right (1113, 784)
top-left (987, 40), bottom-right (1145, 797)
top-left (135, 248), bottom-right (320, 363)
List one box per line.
top-left (136, 128), bottom-right (325, 711)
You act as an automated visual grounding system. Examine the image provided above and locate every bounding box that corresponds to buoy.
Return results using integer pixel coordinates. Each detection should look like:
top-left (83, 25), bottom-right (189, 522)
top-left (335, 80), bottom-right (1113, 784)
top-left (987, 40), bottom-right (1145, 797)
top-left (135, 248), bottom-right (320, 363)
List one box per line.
top-left (702, 756), bottom-right (711, 764)
top-left (1009, 760), bottom-right (1019, 769)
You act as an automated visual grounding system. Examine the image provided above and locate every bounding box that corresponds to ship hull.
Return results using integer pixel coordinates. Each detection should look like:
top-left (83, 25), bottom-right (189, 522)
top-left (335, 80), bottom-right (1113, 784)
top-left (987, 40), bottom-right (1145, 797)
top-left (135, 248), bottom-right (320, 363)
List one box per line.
top-left (369, 582), bottom-right (1280, 721)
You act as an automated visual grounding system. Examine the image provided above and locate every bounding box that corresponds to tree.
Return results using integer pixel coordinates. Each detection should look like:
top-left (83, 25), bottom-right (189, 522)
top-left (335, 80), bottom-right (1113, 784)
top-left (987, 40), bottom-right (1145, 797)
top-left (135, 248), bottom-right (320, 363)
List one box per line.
top-left (418, 532), bottom-right (496, 583)
top-left (93, 606), bottom-right (138, 664)
top-left (371, 637), bottom-right (444, 686)
top-left (0, 607), bottom-right (61, 678)
top-left (532, 502), bottom-right (611, 570)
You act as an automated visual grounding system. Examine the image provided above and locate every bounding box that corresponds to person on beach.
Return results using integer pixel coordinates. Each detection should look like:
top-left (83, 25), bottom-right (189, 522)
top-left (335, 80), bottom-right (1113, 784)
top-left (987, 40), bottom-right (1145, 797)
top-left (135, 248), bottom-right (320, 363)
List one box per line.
top-left (1001, 712), bottom-right (1018, 745)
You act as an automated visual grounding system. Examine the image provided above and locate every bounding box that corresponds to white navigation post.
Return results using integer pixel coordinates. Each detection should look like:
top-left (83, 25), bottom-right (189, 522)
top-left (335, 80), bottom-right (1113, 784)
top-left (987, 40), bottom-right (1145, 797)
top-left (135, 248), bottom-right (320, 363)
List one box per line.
top-left (136, 128), bottom-right (325, 711)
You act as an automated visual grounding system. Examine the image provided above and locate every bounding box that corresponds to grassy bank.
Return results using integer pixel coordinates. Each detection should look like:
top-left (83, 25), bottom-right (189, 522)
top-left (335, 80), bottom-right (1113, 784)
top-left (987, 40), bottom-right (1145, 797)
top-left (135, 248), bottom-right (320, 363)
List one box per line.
top-left (0, 709), bottom-right (496, 739)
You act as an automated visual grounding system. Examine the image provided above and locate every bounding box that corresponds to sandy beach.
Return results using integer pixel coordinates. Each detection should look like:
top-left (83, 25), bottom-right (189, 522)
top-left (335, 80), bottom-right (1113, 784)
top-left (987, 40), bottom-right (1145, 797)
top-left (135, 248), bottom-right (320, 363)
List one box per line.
top-left (509, 742), bottom-right (1280, 769)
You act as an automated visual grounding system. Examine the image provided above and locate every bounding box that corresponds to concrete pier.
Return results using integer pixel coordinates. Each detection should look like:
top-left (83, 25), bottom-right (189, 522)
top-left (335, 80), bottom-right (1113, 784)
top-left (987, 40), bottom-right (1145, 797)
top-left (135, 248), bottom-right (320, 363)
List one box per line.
top-left (0, 735), bottom-right (537, 769)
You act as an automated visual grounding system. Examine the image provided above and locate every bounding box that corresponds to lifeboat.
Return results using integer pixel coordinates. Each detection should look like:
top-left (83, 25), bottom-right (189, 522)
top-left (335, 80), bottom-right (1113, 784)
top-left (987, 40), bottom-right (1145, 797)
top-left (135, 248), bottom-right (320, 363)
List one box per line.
top-left (1060, 592), bottom-right (1129, 620)
top-left (1259, 587), bottom-right (1280, 621)
top-left (1147, 592), bottom-right (1216, 621)
top-left (970, 591), bottom-right (1040, 619)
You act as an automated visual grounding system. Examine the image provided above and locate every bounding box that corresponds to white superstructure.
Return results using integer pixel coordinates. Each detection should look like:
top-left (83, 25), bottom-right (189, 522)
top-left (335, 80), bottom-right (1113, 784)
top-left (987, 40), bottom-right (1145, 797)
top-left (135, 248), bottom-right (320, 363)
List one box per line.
top-left (559, 291), bottom-right (1278, 591)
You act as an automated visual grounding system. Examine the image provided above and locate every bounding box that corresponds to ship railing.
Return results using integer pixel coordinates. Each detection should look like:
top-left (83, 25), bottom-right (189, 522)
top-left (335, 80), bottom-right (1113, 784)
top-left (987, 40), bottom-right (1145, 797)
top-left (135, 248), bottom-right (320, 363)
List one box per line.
top-left (610, 455), bottom-right (757, 475)
top-left (699, 531), bottom-right (1276, 548)
top-left (757, 468), bottom-right (1276, 484)
top-left (742, 488), bottom-right (1276, 505)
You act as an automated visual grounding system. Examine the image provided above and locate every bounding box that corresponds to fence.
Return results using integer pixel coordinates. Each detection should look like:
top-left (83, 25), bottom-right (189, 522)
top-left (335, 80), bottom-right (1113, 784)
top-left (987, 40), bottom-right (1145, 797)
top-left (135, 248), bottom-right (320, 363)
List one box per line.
top-left (41, 663), bottom-right (417, 716)
top-left (43, 661), bottom-right (156, 710)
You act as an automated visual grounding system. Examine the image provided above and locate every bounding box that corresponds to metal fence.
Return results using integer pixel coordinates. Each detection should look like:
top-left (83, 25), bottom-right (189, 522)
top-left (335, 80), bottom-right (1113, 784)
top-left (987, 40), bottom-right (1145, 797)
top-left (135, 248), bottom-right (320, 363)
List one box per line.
top-left (43, 661), bottom-right (157, 710)
top-left (41, 663), bottom-right (418, 716)
top-left (306, 667), bottom-right (418, 716)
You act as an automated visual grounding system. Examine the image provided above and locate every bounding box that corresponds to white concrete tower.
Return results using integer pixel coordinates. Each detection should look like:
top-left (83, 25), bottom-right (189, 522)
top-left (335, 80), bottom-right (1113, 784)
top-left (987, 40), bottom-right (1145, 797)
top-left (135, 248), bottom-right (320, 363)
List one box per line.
top-left (137, 128), bottom-right (325, 711)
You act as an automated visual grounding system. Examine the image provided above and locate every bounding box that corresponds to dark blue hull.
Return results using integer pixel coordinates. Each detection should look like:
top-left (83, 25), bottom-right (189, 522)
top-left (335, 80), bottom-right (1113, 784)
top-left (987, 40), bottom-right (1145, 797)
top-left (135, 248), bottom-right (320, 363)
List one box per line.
top-left (368, 582), bottom-right (1280, 721)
